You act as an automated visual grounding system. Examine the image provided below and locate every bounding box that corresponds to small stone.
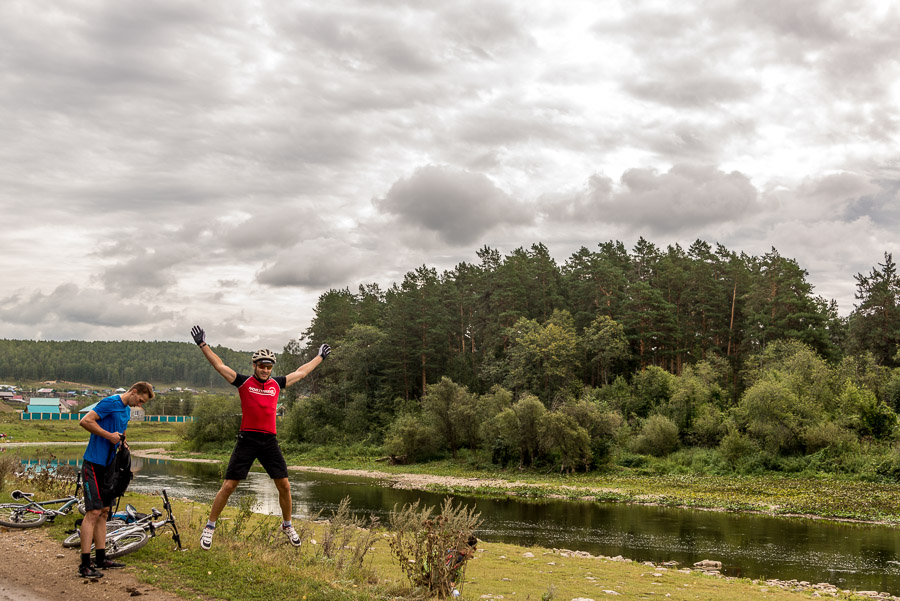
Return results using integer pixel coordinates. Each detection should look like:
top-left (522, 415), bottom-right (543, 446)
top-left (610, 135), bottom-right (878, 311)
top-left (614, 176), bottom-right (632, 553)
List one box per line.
top-left (693, 560), bottom-right (722, 569)
top-left (523, 552), bottom-right (535, 558)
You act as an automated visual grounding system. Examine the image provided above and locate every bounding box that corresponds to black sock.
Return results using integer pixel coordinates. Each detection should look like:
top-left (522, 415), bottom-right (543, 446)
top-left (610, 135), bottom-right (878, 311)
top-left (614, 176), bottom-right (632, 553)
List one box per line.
top-left (95, 548), bottom-right (106, 565)
top-left (81, 553), bottom-right (92, 568)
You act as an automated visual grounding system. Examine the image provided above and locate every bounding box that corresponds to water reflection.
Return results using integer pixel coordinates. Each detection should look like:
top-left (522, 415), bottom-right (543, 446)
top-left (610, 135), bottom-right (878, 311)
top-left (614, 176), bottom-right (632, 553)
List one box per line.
top-left (13, 449), bottom-right (900, 594)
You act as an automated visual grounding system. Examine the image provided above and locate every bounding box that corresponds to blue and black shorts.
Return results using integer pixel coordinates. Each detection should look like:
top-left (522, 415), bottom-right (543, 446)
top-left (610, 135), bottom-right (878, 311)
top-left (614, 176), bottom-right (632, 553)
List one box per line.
top-left (81, 460), bottom-right (114, 511)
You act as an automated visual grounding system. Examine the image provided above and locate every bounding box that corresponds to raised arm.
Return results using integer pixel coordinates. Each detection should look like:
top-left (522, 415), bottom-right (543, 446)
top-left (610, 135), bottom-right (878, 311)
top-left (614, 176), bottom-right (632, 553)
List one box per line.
top-left (191, 325), bottom-right (237, 384)
top-left (285, 343), bottom-right (331, 387)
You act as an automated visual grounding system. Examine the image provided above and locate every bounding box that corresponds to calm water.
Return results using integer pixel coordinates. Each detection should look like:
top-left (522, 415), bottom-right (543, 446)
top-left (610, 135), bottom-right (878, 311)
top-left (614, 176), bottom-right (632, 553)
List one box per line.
top-left (12, 448), bottom-right (900, 594)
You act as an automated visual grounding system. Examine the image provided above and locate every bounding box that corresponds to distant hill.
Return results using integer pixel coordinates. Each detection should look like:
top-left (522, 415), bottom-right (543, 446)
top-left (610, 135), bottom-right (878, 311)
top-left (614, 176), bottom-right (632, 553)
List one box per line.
top-left (0, 339), bottom-right (254, 389)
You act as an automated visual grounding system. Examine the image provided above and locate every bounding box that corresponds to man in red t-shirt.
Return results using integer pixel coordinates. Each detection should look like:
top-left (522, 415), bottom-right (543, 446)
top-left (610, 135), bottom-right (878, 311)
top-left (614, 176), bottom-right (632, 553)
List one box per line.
top-left (190, 325), bottom-right (330, 550)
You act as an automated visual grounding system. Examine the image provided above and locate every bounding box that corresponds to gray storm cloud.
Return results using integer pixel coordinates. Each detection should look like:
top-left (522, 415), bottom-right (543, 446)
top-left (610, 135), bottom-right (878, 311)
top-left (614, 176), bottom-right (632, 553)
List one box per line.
top-left (374, 165), bottom-right (532, 246)
top-left (541, 164), bottom-right (759, 235)
top-left (0, 284), bottom-right (170, 328)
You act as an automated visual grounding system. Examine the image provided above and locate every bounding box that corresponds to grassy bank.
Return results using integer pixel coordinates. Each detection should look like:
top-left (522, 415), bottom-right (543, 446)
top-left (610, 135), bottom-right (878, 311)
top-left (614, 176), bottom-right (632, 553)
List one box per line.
top-left (7, 412), bottom-right (900, 524)
top-left (7, 488), bottom-right (874, 601)
top-left (0, 412), bottom-right (186, 443)
top-left (162, 442), bottom-right (900, 525)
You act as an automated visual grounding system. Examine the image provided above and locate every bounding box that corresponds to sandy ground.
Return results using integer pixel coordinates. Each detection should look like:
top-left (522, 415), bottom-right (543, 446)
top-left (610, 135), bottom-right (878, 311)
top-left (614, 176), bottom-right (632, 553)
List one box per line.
top-left (0, 527), bottom-right (184, 601)
top-left (130, 448), bottom-right (216, 463)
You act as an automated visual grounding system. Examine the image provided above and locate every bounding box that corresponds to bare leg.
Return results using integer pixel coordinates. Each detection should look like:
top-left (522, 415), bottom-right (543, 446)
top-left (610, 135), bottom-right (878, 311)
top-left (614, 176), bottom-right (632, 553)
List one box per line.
top-left (93, 507), bottom-right (109, 550)
top-left (80, 508), bottom-right (103, 554)
top-left (273, 478), bottom-right (292, 522)
top-left (208, 479), bottom-right (240, 522)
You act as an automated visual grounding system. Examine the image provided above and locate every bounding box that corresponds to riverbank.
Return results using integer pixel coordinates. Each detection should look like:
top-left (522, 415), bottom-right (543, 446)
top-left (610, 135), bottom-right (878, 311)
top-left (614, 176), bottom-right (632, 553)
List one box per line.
top-left (0, 413), bottom-right (185, 444)
top-left (0, 494), bottom-right (891, 601)
top-left (130, 447), bottom-right (900, 525)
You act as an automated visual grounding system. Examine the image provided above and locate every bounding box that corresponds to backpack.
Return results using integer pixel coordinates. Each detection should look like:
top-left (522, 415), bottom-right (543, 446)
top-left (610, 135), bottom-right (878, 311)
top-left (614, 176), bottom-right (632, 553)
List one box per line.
top-left (103, 444), bottom-right (133, 500)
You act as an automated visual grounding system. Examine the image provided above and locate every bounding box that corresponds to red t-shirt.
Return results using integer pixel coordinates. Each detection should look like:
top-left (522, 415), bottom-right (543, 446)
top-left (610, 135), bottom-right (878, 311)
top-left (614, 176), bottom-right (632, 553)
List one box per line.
top-left (231, 374), bottom-right (286, 434)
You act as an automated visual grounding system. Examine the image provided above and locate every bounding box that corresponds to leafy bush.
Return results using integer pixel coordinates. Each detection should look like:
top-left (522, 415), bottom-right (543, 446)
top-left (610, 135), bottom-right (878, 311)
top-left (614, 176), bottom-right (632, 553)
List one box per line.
top-left (632, 414), bottom-right (679, 457)
top-left (388, 498), bottom-right (481, 597)
top-left (185, 394), bottom-right (241, 450)
top-left (383, 413), bottom-right (440, 462)
top-left (689, 404), bottom-right (727, 447)
top-left (539, 411), bottom-right (591, 472)
top-left (737, 378), bottom-right (810, 454)
top-left (718, 430), bottom-right (759, 466)
top-left (629, 366), bottom-right (676, 419)
top-left (802, 421), bottom-right (858, 455)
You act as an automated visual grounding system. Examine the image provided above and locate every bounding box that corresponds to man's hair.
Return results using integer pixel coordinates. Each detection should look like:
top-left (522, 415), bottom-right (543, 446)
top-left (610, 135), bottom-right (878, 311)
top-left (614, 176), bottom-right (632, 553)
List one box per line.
top-left (129, 381), bottom-right (155, 399)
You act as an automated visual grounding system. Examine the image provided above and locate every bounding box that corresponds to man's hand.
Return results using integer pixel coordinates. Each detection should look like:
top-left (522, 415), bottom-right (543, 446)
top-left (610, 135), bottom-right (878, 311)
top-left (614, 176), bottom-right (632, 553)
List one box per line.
top-left (318, 343), bottom-right (331, 360)
top-left (191, 325), bottom-right (206, 346)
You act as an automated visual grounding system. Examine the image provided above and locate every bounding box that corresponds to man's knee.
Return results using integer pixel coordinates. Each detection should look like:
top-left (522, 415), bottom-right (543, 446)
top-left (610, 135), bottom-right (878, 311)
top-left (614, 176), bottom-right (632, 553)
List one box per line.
top-left (84, 508), bottom-right (103, 521)
top-left (220, 479), bottom-right (240, 495)
top-left (274, 478), bottom-right (290, 492)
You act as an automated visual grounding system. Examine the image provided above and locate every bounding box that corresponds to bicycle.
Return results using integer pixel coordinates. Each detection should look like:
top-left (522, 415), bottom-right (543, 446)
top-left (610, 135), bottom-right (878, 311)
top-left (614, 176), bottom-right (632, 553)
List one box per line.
top-left (61, 503), bottom-right (145, 546)
top-left (62, 489), bottom-right (183, 559)
top-left (0, 475), bottom-right (83, 528)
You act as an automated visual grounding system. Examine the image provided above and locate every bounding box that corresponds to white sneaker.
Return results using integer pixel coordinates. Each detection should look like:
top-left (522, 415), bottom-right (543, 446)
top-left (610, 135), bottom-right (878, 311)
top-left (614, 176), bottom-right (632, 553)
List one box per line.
top-left (282, 524), bottom-right (301, 547)
top-left (200, 526), bottom-right (214, 550)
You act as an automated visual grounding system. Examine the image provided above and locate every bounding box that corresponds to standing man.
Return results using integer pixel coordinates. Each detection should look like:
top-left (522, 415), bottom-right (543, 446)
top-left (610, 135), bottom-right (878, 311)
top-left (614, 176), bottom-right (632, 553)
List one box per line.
top-left (190, 325), bottom-right (330, 550)
top-left (78, 381), bottom-right (154, 578)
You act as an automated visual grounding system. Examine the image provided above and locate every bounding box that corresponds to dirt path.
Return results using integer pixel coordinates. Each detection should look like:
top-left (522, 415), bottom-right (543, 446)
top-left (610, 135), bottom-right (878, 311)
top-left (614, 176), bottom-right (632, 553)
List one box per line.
top-left (0, 527), bottom-right (184, 601)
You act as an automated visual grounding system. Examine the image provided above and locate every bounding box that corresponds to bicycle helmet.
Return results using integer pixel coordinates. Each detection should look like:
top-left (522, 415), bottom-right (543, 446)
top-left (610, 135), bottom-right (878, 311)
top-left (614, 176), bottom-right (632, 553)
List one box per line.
top-left (251, 348), bottom-right (277, 365)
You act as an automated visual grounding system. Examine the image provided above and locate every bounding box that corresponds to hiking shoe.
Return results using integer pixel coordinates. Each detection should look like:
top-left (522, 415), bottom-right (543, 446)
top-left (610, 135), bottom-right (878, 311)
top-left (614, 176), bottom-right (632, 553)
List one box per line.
top-left (78, 565), bottom-right (104, 579)
top-left (281, 524), bottom-right (301, 547)
top-left (95, 559), bottom-right (126, 569)
top-left (200, 525), bottom-right (215, 550)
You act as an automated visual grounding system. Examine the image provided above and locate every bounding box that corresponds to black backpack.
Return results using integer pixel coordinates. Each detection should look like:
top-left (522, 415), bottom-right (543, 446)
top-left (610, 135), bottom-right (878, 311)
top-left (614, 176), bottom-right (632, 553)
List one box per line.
top-left (103, 444), bottom-right (133, 500)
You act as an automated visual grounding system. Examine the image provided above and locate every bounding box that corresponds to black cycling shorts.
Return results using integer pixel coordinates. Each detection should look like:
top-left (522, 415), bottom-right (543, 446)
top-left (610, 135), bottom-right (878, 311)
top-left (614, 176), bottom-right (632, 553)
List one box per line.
top-left (224, 430), bottom-right (289, 480)
top-left (81, 461), bottom-right (115, 511)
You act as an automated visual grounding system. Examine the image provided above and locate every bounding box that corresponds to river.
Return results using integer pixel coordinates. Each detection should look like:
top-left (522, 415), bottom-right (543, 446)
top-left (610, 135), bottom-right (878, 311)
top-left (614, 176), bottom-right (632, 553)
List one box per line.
top-left (11, 448), bottom-right (900, 595)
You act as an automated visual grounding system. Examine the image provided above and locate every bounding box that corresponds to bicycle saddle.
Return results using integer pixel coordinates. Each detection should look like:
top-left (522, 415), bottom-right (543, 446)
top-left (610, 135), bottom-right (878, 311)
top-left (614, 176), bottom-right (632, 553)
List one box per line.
top-left (10, 490), bottom-right (33, 500)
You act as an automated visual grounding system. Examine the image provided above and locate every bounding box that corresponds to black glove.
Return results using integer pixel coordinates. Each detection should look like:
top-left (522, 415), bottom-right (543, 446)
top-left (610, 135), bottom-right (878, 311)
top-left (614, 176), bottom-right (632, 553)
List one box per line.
top-left (318, 343), bottom-right (331, 360)
top-left (191, 325), bottom-right (206, 346)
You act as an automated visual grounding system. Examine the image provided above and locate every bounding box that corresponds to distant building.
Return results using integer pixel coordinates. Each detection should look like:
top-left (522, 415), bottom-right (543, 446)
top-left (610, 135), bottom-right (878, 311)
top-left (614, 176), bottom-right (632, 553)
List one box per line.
top-left (36, 388), bottom-right (55, 396)
top-left (26, 397), bottom-right (62, 414)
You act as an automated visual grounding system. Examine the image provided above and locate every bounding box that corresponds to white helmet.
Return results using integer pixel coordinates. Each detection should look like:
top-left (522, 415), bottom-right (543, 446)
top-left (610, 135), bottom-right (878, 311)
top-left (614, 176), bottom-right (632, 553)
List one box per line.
top-left (251, 349), bottom-right (277, 364)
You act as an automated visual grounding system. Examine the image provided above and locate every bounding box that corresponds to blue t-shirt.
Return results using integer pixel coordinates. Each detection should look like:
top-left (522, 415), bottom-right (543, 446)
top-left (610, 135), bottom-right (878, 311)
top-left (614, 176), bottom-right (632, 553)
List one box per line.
top-left (83, 395), bottom-right (131, 466)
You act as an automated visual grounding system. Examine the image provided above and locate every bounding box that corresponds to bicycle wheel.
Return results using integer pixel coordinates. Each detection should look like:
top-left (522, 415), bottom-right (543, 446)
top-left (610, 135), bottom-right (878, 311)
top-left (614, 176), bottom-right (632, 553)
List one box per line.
top-left (106, 531), bottom-right (149, 559)
top-left (0, 504), bottom-right (47, 528)
top-left (62, 520), bottom-right (129, 548)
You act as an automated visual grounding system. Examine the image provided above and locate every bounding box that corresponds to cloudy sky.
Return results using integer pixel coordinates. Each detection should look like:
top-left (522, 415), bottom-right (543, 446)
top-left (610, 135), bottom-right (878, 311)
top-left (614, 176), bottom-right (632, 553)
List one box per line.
top-left (2, 0), bottom-right (899, 351)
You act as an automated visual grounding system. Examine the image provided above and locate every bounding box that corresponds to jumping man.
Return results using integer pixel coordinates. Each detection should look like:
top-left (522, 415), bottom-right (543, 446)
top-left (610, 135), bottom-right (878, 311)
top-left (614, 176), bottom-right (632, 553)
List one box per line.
top-left (190, 325), bottom-right (330, 550)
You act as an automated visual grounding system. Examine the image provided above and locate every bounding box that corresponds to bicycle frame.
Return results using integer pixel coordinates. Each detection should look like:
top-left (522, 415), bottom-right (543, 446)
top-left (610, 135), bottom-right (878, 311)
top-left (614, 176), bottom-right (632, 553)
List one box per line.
top-left (100, 489), bottom-right (182, 553)
top-left (9, 475), bottom-right (82, 520)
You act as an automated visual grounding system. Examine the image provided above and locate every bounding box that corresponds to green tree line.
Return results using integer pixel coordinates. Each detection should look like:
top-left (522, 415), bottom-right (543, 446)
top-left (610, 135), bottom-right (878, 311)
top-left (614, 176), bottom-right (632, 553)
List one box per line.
top-left (0, 339), bottom-right (250, 389)
top-left (277, 240), bottom-right (900, 476)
